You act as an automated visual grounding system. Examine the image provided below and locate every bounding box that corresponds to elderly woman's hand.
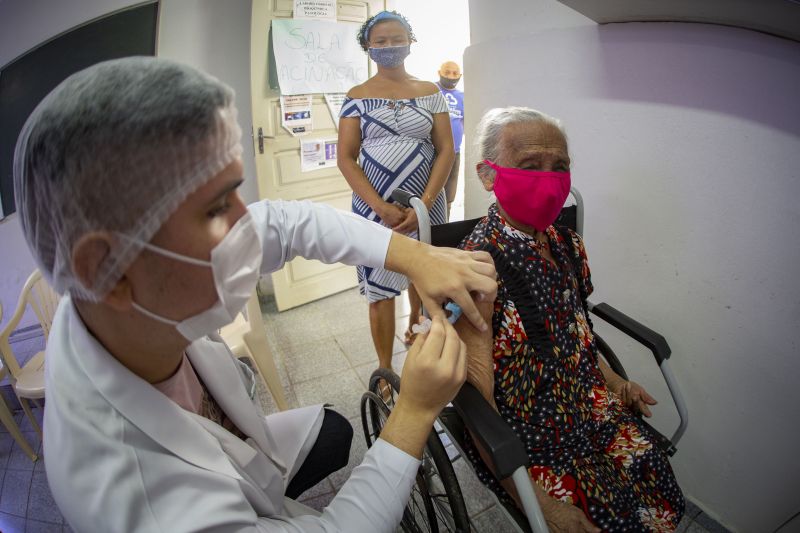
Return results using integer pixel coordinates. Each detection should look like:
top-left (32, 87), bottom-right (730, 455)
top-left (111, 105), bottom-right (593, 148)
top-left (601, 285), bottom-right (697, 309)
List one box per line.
top-left (599, 360), bottom-right (658, 417)
top-left (544, 500), bottom-right (601, 533)
top-left (618, 380), bottom-right (658, 418)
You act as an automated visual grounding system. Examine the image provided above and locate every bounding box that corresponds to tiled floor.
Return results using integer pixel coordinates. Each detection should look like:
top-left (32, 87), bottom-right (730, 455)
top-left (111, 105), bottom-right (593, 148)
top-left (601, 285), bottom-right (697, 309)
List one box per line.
top-left (0, 289), bottom-right (725, 532)
top-left (0, 333), bottom-right (70, 533)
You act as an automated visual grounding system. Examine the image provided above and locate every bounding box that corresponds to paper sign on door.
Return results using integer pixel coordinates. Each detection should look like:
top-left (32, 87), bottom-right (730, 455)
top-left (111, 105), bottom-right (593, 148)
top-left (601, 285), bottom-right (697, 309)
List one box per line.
top-left (280, 94), bottom-right (313, 136)
top-left (293, 0), bottom-right (336, 19)
top-left (300, 138), bottom-right (338, 172)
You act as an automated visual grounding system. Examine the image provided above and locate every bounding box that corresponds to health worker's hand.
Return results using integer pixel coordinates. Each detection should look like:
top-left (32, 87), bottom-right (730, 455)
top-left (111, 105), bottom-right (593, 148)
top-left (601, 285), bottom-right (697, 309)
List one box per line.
top-left (385, 235), bottom-right (496, 333)
top-left (398, 316), bottom-right (467, 419)
top-left (379, 317), bottom-right (466, 459)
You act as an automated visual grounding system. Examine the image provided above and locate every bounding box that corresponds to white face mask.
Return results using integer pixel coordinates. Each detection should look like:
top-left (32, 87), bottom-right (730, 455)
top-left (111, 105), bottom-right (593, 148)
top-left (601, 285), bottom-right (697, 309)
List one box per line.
top-left (127, 213), bottom-right (263, 342)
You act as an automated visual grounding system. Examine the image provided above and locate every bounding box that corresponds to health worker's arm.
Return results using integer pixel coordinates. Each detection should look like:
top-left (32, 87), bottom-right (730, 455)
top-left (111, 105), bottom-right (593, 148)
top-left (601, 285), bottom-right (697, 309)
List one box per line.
top-left (257, 316), bottom-right (466, 532)
top-left (247, 199), bottom-right (496, 331)
top-left (247, 439), bottom-right (418, 532)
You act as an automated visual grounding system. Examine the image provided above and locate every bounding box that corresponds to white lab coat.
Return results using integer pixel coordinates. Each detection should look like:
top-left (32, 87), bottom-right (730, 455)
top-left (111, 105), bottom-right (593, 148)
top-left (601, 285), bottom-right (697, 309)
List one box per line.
top-left (44, 200), bottom-right (421, 532)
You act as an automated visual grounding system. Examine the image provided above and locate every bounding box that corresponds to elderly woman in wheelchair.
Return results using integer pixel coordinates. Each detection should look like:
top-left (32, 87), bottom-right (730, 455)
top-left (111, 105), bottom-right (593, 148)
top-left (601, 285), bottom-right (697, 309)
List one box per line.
top-left (452, 107), bottom-right (686, 532)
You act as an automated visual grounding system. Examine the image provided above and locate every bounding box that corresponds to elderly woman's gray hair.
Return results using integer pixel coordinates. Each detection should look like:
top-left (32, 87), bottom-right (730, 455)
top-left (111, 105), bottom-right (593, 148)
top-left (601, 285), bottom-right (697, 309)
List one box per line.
top-left (13, 57), bottom-right (242, 301)
top-left (475, 107), bottom-right (566, 164)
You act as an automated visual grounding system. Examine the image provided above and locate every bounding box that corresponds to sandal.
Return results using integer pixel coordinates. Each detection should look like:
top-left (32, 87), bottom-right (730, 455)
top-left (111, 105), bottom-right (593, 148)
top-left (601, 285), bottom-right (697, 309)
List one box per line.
top-left (377, 377), bottom-right (394, 403)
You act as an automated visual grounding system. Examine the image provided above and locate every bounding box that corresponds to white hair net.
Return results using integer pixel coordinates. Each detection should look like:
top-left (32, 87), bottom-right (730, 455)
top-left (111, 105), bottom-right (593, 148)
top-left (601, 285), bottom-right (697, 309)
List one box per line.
top-left (13, 57), bottom-right (242, 301)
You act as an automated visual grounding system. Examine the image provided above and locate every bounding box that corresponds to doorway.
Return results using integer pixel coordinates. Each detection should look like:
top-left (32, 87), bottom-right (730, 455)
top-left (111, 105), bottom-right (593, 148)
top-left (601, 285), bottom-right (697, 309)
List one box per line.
top-left (397, 0), bottom-right (470, 221)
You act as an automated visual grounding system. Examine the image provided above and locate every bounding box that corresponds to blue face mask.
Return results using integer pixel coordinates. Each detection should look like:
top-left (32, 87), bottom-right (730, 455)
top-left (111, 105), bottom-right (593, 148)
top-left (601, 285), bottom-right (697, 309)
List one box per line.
top-left (369, 45), bottom-right (410, 68)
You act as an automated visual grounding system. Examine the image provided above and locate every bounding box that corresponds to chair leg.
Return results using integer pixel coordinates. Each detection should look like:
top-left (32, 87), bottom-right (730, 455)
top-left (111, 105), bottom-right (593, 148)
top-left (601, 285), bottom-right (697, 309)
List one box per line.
top-left (259, 356), bottom-right (290, 412)
top-left (244, 332), bottom-right (290, 412)
top-left (19, 396), bottom-right (43, 439)
top-left (0, 395), bottom-right (37, 461)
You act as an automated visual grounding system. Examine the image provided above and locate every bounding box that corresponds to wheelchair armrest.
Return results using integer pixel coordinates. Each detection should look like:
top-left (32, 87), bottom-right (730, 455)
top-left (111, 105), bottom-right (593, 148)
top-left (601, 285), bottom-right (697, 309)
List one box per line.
top-left (452, 383), bottom-right (529, 480)
top-left (588, 301), bottom-right (671, 364)
top-left (588, 301), bottom-right (688, 450)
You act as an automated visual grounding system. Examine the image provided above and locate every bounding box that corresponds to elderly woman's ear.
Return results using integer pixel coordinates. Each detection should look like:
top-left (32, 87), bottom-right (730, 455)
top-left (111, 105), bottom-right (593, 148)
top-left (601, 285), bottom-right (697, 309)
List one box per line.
top-left (476, 161), bottom-right (495, 192)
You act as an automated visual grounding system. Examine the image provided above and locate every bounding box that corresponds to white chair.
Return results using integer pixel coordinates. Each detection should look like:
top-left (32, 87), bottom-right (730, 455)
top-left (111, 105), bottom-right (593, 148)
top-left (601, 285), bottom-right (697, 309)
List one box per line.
top-left (0, 270), bottom-right (60, 450)
top-left (220, 290), bottom-right (289, 411)
top-left (0, 301), bottom-right (38, 461)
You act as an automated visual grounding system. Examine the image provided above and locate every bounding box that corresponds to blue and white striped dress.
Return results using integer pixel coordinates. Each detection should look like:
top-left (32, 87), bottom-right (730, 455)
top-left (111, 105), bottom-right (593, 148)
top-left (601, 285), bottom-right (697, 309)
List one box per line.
top-left (340, 93), bottom-right (449, 302)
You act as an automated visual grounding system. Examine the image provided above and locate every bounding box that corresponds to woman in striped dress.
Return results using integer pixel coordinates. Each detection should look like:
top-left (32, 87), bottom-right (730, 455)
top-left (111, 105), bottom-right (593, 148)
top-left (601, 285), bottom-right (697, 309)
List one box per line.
top-left (338, 11), bottom-right (454, 375)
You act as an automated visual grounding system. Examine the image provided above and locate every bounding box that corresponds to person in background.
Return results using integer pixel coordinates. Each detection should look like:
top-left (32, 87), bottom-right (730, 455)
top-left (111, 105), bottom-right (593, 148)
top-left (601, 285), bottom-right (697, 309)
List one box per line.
top-left (436, 60), bottom-right (465, 220)
top-left (338, 11), bottom-right (455, 371)
top-left (13, 57), bottom-right (496, 532)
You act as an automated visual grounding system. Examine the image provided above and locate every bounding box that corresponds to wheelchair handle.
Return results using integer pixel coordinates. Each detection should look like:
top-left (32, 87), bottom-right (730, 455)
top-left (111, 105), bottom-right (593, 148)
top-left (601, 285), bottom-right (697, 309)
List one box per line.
top-left (390, 189), bottom-right (415, 208)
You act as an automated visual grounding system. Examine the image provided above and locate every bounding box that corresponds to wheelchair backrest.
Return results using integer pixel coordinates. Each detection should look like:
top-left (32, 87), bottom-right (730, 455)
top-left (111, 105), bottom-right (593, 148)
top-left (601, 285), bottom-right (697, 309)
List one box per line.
top-left (431, 188), bottom-right (584, 248)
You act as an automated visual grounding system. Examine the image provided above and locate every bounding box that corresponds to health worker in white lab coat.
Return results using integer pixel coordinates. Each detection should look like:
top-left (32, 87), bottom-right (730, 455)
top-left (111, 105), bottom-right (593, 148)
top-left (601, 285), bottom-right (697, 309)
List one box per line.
top-left (12, 57), bottom-right (497, 532)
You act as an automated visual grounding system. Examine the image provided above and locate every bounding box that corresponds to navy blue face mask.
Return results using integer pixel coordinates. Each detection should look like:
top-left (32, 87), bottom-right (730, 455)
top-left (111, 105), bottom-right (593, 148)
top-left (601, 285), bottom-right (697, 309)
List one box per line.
top-left (369, 45), bottom-right (411, 68)
top-left (439, 76), bottom-right (460, 89)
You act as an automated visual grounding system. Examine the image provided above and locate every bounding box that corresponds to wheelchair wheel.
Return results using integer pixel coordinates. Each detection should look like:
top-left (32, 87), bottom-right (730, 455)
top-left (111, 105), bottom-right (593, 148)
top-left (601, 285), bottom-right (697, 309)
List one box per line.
top-left (360, 368), bottom-right (471, 532)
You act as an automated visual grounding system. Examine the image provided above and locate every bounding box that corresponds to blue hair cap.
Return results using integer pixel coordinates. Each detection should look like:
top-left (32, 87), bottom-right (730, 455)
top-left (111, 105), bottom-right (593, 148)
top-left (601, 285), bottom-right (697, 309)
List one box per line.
top-left (365, 11), bottom-right (410, 42)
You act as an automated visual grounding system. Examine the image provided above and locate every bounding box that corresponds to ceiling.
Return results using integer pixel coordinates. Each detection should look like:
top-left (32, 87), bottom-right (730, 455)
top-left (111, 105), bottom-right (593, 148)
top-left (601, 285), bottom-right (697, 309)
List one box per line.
top-left (557, 0), bottom-right (800, 42)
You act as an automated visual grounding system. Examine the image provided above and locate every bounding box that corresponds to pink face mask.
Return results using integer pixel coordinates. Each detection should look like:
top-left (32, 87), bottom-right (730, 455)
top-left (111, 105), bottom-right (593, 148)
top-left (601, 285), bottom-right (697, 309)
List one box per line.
top-left (484, 159), bottom-right (571, 232)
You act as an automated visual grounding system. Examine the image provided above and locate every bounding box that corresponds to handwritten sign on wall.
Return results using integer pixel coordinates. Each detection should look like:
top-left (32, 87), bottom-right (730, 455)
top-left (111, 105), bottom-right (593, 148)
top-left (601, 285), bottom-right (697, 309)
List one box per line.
top-left (293, 0), bottom-right (336, 19)
top-left (272, 19), bottom-right (368, 95)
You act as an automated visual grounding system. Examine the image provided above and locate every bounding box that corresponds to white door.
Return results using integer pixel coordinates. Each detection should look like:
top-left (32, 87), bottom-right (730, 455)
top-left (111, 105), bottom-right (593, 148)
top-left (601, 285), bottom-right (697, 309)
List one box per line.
top-left (250, 0), bottom-right (384, 311)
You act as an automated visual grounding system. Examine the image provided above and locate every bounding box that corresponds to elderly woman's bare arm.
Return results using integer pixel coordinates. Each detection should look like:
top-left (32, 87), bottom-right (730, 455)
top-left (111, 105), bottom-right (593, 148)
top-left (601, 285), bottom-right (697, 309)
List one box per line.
top-left (453, 294), bottom-right (496, 406)
top-left (597, 357), bottom-right (626, 392)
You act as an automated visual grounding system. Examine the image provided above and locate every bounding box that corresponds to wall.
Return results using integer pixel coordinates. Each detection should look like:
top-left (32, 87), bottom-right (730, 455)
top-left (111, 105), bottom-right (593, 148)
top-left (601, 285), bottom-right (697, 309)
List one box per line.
top-left (156, 0), bottom-right (258, 207)
top-left (0, 0), bottom-right (258, 330)
top-left (464, 1), bottom-right (800, 531)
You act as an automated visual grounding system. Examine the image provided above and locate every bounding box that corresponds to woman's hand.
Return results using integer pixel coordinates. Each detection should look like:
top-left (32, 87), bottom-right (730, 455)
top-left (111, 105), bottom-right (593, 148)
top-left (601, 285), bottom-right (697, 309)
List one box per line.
top-left (392, 208), bottom-right (418, 235)
top-left (544, 501), bottom-right (600, 533)
top-left (377, 201), bottom-right (408, 228)
top-left (618, 380), bottom-right (658, 417)
top-left (598, 359), bottom-right (657, 417)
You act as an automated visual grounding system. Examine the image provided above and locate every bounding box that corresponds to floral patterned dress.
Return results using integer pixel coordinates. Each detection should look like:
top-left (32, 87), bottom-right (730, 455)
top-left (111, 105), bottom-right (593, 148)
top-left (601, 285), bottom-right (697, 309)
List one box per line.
top-left (460, 204), bottom-right (684, 532)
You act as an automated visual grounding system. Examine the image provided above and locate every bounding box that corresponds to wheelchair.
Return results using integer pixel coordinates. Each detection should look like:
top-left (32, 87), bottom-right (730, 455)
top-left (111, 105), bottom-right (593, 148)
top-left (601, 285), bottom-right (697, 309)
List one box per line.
top-left (360, 188), bottom-right (689, 533)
